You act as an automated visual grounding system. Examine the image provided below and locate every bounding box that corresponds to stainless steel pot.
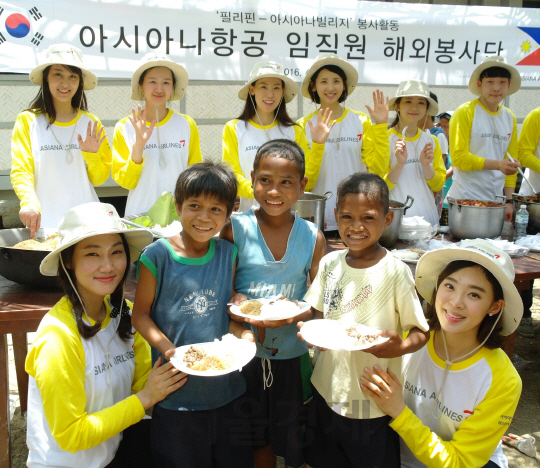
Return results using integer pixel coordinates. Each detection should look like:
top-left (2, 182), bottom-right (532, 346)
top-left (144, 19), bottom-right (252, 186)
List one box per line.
top-left (0, 228), bottom-right (59, 289)
top-left (379, 196), bottom-right (414, 248)
top-left (512, 193), bottom-right (540, 235)
top-left (447, 196), bottom-right (506, 240)
top-left (292, 192), bottom-right (332, 229)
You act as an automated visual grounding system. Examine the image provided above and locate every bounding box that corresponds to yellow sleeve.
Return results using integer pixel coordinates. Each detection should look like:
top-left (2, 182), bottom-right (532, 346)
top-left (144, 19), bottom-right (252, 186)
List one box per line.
top-left (390, 362), bottom-right (521, 468)
top-left (131, 331), bottom-right (151, 393)
top-left (185, 115), bottom-right (203, 165)
top-left (362, 120), bottom-right (391, 176)
top-left (294, 123), bottom-right (325, 191)
top-left (10, 112), bottom-right (40, 212)
top-left (426, 135), bottom-right (446, 192)
top-left (450, 101), bottom-right (485, 171)
top-left (112, 118), bottom-right (145, 190)
top-left (504, 113), bottom-right (519, 189)
top-left (222, 119), bottom-right (254, 199)
top-left (25, 299), bottom-right (145, 454)
top-left (517, 108), bottom-right (540, 175)
top-left (81, 114), bottom-right (112, 186)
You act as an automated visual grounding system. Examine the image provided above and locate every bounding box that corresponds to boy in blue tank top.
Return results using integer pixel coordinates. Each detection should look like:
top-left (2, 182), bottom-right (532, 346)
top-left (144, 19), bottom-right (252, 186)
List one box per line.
top-left (221, 139), bottom-right (327, 468)
top-left (132, 162), bottom-right (256, 468)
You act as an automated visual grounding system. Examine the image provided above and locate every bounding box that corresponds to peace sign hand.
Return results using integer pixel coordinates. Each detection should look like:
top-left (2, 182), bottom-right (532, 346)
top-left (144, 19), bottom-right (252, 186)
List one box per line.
top-left (308, 107), bottom-right (334, 144)
top-left (365, 89), bottom-right (389, 125)
top-left (129, 105), bottom-right (156, 147)
top-left (78, 121), bottom-right (106, 153)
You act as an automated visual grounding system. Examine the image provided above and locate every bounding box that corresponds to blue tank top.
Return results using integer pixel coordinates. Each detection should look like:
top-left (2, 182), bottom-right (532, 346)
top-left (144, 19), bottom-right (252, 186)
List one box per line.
top-left (232, 209), bottom-right (317, 359)
top-left (139, 237), bottom-right (245, 411)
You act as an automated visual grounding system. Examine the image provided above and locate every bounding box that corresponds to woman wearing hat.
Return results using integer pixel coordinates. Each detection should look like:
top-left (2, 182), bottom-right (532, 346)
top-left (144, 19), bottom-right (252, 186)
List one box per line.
top-left (11, 44), bottom-right (111, 238)
top-left (361, 239), bottom-right (522, 468)
top-left (297, 53), bottom-right (390, 232)
top-left (384, 80), bottom-right (446, 226)
top-left (26, 202), bottom-right (187, 468)
top-left (112, 53), bottom-right (202, 216)
top-left (222, 61), bottom-right (332, 213)
top-left (448, 56), bottom-right (521, 222)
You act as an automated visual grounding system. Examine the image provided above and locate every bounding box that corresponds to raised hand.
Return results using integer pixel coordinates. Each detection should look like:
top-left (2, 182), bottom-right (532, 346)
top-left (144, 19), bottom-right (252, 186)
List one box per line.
top-left (420, 142), bottom-right (434, 167)
top-left (78, 121), bottom-right (106, 153)
top-left (129, 105), bottom-right (156, 147)
top-left (365, 89), bottom-right (389, 125)
top-left (308, 107), bottom-right (335, 144)
top-left (395, 140), bottom-right (408, 166)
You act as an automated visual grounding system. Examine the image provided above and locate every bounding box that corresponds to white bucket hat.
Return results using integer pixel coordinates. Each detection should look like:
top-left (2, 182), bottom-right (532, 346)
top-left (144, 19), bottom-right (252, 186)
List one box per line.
top-left (388, 80), bottom-right (439, 116)
top-left (29, 44), bottom-right (98, 90)
top-left (415, 239), bottom-right (523, 336)
top-left (301, 53), bottom-right (358, 99)
top-left (468, 56), bottom-right (521, 97)
top-left (40, 202), bottom-right (153, 276)
top-left (131, 52), bottom-right (189, 101)
top-left (238, 61), bottom-right (298, 103)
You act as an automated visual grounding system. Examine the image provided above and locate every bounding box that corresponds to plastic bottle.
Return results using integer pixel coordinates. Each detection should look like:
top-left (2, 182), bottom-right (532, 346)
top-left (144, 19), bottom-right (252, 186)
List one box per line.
top-left (515, 205), bottom-right (529, 239)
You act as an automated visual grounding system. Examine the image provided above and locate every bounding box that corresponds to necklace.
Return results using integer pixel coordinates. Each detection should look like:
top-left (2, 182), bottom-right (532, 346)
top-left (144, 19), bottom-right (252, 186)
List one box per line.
top-left (250, 94), bottom-right (282, 141)
top-left (48, 109), bottom-right (80, 163)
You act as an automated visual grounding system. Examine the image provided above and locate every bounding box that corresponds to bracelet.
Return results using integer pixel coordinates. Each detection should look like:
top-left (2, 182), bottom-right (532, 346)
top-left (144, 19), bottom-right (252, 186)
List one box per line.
top-left (507, 199), bottom-right (514, 204)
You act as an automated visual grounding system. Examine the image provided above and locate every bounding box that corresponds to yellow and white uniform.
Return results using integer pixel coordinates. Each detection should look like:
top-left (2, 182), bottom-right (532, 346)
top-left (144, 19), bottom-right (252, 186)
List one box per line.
top-left (393, 332), bottom-right (521, 468)
top-left (448, 99), bottom-right (518, 200)
top-left (112, 109), bottom-right (201, 216)
top-left (304, 250), bottom-right (428, 420)
top-left (222, 119), bottom-right (324, 213)
top-left (11, 110), bottom-right (111, 228)
top-left (383, 128), bottom-right (445, 226)
top-left (26, 297), bottom-right (151, 468)
top-left (297, 109), bottom-right (390, 231)
top-left (518, 107), bottom-right (540, 196)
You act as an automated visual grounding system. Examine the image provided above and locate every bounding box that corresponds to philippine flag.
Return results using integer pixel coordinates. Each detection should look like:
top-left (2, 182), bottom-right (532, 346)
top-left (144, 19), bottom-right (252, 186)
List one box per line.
top-left (517, 27), bottom-right (540, 66)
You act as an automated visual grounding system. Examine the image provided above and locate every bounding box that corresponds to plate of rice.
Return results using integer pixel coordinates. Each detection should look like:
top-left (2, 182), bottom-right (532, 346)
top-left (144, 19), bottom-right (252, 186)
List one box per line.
top-left (300, 319), bottom-right (389, 351)
top-left (230, 295), bottom-right (310, 321)
top-left (169, 334), bottom-right (256, 376)
top-left (391, 249), bottom-right (425, 264)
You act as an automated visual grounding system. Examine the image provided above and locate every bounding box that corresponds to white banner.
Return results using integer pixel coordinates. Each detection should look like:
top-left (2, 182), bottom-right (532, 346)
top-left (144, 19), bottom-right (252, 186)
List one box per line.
top-left (1, 0), bottom-right (540, 86)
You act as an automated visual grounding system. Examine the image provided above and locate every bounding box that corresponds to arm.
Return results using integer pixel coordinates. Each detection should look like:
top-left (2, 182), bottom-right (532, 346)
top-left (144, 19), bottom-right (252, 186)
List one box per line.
top-left (111, 118), bottom-right (145, 190)
top-left (222, 120), bottom-right (254, 199)
top-left (363, 90), bottom-right (391, 176)
top-left (384, 136), bottom-right (407, 187)
top-left (78, 117), bottom-right (112, 186)
top-left (295, 121), bottom-right (326, 191)
top-left (364, 326), bottom-right (429, 359)
top-left (517, 108), bottom-right (540, 174)
top-left (185, 115), bottom-right (203, 165)
top-left (309, 230), bottom-right (327, 282)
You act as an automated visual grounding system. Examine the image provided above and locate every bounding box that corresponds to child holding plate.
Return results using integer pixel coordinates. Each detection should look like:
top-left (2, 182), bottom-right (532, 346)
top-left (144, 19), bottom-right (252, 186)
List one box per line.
top-left (132, 162), bottom-right (255, 468)
top-left (298, 173), bottom-right (429, 468)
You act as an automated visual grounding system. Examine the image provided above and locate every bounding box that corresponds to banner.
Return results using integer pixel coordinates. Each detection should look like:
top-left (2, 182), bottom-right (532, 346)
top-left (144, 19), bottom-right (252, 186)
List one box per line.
top-left (1, 0), bottom-right (540, 86)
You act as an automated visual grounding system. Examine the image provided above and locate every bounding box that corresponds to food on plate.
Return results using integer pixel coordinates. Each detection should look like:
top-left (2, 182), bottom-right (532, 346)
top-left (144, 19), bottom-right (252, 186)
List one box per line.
top-left (12, 233), bottom-right (59, 251)
top-left (183, 344), bottom-right (234, 371)
top-left (524, 194), bottom-right (540, 203)
top-left (453, 199), bottom-right (503, 208)
top-left (239, 299), bottom-right (264, 316)
top-left (238, 295), bottom-right (302, 318)
top-left (345, 323), bottom-right (382, 346)
top-left (392, 249), bottom-right (425, 261)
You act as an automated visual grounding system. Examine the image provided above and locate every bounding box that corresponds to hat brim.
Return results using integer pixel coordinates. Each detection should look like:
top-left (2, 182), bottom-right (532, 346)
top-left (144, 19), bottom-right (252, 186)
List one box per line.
top-left (468, 62), bottom-right (521, 97)
top-left (40, 227), bottom-right (153, 276)
top-left (301, 57), bottom-right (358, 99)
top-left (131, 60), bottom-right (189, 101)
top-left (415, 248), bottom-right (523, 335)
top-left (29, 64), bottom-right (98, 90)
top-left (388, 95), bottom-right (439, 116)
top-left (238, 73), bottom-right (298, 103)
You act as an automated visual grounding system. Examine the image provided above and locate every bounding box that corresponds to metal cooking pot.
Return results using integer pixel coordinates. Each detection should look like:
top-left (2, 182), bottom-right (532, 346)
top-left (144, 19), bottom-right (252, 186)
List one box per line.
top-left (0, 228), bottom-right (59, 289)
top-left (292, 192), bottom-right (332, 229)
top-left (379, 196), bottom-right (414, 248)
top-left (513, 193), bottom-right (540, 235)
top-left (447, 196), bottom-right (506, 240)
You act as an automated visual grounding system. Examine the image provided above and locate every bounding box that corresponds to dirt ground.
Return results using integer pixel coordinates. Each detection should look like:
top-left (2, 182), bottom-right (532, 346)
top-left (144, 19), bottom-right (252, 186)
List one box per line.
top-left (7, 284), bottom-right (540, 467)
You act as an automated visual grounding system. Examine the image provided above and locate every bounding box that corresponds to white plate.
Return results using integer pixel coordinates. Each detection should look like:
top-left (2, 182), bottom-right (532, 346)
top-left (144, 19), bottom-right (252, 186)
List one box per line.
top-left (230, 299), bottom-right (310, 321)
top-left (391, 249), bottom-right (423, 264)
top-left (300, 319), bottom-right (389, 351)
top-left (169, 338), bottom-right (256, 376)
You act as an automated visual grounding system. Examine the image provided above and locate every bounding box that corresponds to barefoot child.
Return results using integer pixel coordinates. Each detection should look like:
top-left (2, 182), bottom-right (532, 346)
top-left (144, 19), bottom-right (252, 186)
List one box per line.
top-left (132, 162), bottom-right (256, 468)
top-left (221, 139), bottom-right (327, 468)
top-left (362, 240), bottom-right (522, 468)
top-left (299, 173), bottom-right (429, 468)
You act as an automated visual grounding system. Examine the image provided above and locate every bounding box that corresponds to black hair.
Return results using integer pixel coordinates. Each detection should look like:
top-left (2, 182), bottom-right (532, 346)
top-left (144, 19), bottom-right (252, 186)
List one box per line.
top-left (336, 173), bottom-right (389, 214)
top-left (174, 161), bottom-right (238, 217)
top-left (252, 139), bottom-right (305, 178)
top-left (308, 65), bottom-right (348, 104)
top-left (26, 64), bottom-right (88, 127)
top-left (138, 66), bottom-right (177, 101)
top-left (425, 260), bottom-right (506, 349)
top-left (479, 66), bottom-right (512, 81)
top-left (58, 233), bottom-right (132, 341)
top-left (237, 79), bottom-right (296, 128)
top-left (389, 96), bottom-right (431, 129)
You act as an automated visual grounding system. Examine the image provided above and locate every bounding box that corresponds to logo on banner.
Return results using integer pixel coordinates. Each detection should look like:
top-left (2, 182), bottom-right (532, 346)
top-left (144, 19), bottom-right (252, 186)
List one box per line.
top-left (0, 6), bottom-right (44, 46)
top-left (517, 27), bottom-right (540, 66)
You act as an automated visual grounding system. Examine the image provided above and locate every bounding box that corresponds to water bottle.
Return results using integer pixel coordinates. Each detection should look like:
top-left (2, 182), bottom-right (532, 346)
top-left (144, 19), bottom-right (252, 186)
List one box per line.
top-left (515, 205), bottom-right (529, 239)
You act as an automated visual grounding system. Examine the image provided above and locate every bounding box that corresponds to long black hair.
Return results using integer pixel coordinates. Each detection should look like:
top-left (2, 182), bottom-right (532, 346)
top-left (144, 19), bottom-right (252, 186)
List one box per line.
top-left (58, 233), bottom-right (133, 341)
top-left (26, 64), bottom-right (88, 127)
